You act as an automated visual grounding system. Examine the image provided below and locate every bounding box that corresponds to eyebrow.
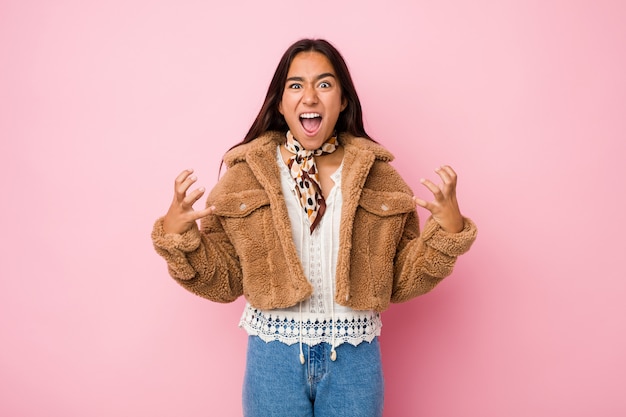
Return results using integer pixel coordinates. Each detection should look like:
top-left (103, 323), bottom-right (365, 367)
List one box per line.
top-left (286, 73), bottom-right (337, 82)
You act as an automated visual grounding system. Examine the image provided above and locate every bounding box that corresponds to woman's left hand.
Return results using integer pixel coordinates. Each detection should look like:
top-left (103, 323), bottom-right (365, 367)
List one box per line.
top-left (414, 165), bottom-right (465, 233)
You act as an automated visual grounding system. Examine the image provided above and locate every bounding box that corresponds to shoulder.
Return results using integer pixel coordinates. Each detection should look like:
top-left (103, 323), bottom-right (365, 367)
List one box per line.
top-left (209, 132), bottom-right (283, 199)
top-left (366, 160), bottom-right (413, 194)
top-left (339, 133), bottom-right (395, 162)
top-left (340, 134), bottom-right (412, 194)
top-left (222, 131), bottom-right (283, 167)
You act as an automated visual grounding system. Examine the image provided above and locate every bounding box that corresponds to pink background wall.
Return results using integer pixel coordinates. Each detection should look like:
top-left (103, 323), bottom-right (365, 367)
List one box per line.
top-left (2, 0), bottom-right (625, 415)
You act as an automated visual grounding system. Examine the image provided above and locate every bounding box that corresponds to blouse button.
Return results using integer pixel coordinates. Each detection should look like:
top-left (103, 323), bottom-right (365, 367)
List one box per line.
top-left (239, 203), bottom-right (247, 210)
top-left (381, 204), bottom-right (389, 211)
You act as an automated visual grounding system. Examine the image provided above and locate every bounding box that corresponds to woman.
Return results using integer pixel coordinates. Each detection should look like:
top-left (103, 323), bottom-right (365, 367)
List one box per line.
top-left (152, 38), bottom-right (477, 417)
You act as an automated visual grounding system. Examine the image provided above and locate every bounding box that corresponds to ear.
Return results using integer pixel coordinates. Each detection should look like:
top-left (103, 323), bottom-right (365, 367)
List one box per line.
top-left (278, 101), bottom-right (284, 115)
top-left (341, 96), bottom-right (348, 112)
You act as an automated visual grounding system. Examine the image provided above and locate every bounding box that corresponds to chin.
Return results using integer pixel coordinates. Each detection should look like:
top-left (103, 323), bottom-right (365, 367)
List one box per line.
top-left (299, 140), bottom-right (324, 151)
top-left (301, 134), bottom-right (329, 149)
top-left (301, 130), bottom-right (332, 146)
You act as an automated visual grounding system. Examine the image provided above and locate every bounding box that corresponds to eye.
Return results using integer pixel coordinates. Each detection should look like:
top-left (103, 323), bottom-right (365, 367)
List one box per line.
top-left (288, 83), bottom-right (302, 89)
top-left (319, 81), bottom-right (331, 88)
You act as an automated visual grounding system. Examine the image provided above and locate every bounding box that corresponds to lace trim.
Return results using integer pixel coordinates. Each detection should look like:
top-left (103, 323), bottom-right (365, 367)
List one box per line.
top-left (239, 306), bottom-right (382, 347)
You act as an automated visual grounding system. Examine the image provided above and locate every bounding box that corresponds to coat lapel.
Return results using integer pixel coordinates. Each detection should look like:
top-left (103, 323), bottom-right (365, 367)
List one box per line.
top-left (244, 133), bottom-right (309, 288)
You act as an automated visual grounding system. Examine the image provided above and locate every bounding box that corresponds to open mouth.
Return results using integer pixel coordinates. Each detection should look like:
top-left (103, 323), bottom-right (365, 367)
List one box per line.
top-left (299, 113), bottom-right (322, 134)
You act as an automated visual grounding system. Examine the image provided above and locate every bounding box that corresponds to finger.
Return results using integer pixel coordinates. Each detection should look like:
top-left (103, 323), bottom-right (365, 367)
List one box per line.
top-left (435, 166), bottom-right (452, 184)
top-left (420, 178), bottom-right (444, 200)
top-left (174, 169), bottom-right (195, 199)
top-left (441, 165), bottom-right (457, 177)
top-left (413, 196), bottom-right (432, 211)
top-left (437, 165), bottom-right (457, 186)
top-left (186, 205), bottom-right (215, 223)
top-left (174, 169), bottom-right (194, 186)
top-left (182, 186), bottom-right (206, 208)
top-left (195, 205), bottom-right (216, 219)
top-left (177, 174), bottom-right (202, 202)
top-left (183, 174), bottom-right (199, 192)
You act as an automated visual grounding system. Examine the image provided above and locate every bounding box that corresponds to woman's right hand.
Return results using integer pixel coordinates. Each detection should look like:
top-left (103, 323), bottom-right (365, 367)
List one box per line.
top-left (162, 169), bottom-right (215, 234)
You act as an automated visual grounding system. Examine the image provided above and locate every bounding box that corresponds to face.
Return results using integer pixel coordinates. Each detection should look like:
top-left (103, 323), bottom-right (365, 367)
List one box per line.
top-left (278, 51), bottom-right (347, 150)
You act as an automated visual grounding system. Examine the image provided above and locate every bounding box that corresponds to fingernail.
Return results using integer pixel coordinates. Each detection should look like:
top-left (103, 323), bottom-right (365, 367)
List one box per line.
top-left (199, 187), bottom-right (205, 192)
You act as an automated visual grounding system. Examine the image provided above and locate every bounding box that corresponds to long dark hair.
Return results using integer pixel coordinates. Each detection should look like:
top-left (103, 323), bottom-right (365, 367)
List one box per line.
top-left (232, 39), bottom-right (372, 150)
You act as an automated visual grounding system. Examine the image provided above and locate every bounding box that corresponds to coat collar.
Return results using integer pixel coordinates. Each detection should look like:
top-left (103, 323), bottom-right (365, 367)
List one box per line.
top-left (223, 131), bottom-right (395, 168)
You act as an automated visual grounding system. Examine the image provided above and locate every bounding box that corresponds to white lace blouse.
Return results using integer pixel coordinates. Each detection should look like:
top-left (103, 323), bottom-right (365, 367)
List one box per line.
top-left (239, 146), bottom-right (382, 348)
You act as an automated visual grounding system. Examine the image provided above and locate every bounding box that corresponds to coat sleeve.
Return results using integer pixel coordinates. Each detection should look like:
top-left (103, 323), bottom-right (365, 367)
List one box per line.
top-left (151, 208), bottom-right (244, 303)
top-left (390, 211), bottom-right (477, 303)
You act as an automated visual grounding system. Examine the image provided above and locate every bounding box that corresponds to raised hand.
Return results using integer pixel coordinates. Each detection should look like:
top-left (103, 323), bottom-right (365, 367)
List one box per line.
top-left (413, 165), bottom-right (464, 233)
top-left (162, 169), bottom-right (215, 234)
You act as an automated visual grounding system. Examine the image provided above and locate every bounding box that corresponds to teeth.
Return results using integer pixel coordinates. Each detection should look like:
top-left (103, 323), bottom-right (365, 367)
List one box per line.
top-left (300, 113), bottom-right (321, 119)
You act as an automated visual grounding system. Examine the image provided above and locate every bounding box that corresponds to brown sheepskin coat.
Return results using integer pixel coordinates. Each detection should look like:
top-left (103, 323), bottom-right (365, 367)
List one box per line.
top-left (152, 131), bottom-right (477, 312)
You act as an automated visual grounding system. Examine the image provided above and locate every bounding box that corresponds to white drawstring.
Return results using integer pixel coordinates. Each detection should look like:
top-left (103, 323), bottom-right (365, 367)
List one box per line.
top-left (328, 199), bottom-right (337, 362)
top-left (298, 302), bottom-right (305, 365)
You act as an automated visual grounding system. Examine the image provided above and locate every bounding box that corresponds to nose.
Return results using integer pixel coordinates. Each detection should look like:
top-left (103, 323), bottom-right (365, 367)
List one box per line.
top-left (302, 85), bottom-right (318, 105)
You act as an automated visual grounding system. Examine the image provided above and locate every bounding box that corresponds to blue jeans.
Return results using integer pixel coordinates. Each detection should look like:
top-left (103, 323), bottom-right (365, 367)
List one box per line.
top-left (242, 336), bottom-right (384, 417)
